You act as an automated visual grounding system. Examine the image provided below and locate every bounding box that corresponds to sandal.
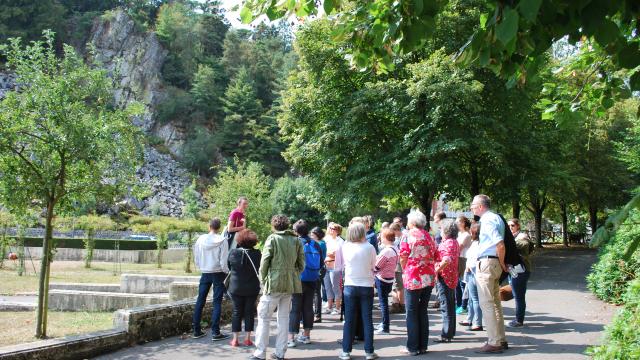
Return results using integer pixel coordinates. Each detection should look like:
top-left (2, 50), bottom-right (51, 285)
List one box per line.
top-left (469, 326), bottom-right (483, 331)
top-left (458, 321), bottom-right (471, 326)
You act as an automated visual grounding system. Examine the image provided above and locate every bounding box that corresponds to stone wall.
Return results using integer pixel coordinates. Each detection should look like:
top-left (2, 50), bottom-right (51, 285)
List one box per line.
top-left (0, 329), bottom-right (129, 360)
top-left (0, 298), bottom-right (233, 359)
top-left (114, 299), bottom-right (232, 344)
top-left (25, 246), bottom-right (186, 264)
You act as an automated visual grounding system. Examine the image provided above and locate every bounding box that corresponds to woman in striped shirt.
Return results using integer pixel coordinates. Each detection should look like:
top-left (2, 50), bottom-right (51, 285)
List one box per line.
top-left (374, 229), bottom-right (400, 335)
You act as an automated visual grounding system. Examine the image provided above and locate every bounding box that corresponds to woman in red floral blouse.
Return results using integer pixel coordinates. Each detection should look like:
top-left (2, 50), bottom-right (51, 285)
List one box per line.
top-left (434, 219), bottom-right (461, 343)
top-left (398, 209), bottom-right (439, 355)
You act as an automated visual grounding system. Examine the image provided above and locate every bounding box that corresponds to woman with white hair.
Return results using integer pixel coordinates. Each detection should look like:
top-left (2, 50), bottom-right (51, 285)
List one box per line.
top-left (335, 221), bottom-right (378, 360)
top-left (399, 209), bottom-right (439, 355)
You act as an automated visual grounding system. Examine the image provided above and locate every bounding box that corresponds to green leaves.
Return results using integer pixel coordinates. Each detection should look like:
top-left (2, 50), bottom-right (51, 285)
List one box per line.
top-left (495, 8), bottom-right (519, 46)
top-left (594, 19), bottom-right (620, 46)
top-left (518, 0), bottom-right (542, 23)
top-left (240, 6), bottom-right (253, 24)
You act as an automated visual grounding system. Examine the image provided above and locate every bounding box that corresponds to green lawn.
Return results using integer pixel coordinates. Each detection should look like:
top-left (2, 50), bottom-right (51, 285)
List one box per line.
top-left (0, 260), bottom-right (200, 295)
top-left (0, 311), bottom-right (114, 347)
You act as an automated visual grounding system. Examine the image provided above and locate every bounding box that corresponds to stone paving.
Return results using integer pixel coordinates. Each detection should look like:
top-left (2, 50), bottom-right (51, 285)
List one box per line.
top-left (93, 248), bottom-right (617, 359)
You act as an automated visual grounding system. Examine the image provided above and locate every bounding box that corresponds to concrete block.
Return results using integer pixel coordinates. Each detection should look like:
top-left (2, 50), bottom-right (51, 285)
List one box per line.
top-left (48, 290), bottom-right (169, 312)
top-left (49, 283), bottom-right (121, 293)
top-left (24, 247), bottom-right (186, 264)
top-left (169, 281), bottom-right (205, 301)
top-left (120, 273), bottom-right (199, 294)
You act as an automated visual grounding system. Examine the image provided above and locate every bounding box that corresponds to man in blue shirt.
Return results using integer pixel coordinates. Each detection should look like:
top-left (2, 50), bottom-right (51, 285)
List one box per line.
top-left (471, 194), bottom-right (508, 354)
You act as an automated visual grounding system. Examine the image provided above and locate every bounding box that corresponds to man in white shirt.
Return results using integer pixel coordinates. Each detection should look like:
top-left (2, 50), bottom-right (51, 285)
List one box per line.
top-left (471, 195), bottom-right (507, 354)
top-left (192, 218), bottom-right (230, 341)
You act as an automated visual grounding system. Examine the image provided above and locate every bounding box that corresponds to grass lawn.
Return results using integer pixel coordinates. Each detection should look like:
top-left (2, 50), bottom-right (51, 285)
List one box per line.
top-left (0, 260), bottom-right (201, 295)
top-left (0, 311), bottom-right (114, 347)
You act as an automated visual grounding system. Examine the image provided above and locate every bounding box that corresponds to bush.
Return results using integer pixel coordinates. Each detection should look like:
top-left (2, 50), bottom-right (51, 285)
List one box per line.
top-left (587, 210), bottom-right (640, 304)
top-left (588, 278), bottom-right (640, 359)
top-left (205, 159), bottom-right (273, 245)
top-left (271, 176), bottom-right (324, 226)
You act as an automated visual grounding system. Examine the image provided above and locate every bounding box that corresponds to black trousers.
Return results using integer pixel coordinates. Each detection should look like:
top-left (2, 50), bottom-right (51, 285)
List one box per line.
top-left (290, 281), bottom-right (316, 333)
top-left (231, 294), bottom-right (258, 332)
top-left (314, 277), bottom-right (323, 318)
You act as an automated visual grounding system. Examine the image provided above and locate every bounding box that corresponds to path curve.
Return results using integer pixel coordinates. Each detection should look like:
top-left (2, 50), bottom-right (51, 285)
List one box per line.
top-left (96, 248), bottom-right (616, 360)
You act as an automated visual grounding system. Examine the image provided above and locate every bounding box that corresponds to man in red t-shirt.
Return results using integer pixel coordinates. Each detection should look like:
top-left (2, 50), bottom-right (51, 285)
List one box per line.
top-left (226, 197), bottom-right (249, 248)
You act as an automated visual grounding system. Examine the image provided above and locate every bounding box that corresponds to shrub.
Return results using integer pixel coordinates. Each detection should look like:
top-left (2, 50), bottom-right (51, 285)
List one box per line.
top-left (271, 176), bottom-right (324, 227)
top-left (588, 278), bottom-right (640, 359)
top-left (587, 210), bottom-right (640, 304)
top-left (205, 159), bottom-right (273, 245)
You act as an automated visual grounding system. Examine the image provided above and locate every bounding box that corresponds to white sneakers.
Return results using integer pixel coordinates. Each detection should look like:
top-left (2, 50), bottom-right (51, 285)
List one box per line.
top-left (366, 353), bottom-right (379, 360)
top-left (338, 351), bottom-right (378, 359)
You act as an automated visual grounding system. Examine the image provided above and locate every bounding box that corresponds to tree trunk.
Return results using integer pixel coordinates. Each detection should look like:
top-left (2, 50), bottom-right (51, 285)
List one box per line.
top-left (512, 197), bottom-right (520, 219)
top-left (534, 209), bottom-right (543, 248)
top-left (588, 203), bottom-right (598, 238)
top-left (415, 189), bottom-right (434, 224)
top-left (36, 200), bottom-right (54, 338)
top-left (184, 232), bottom-right (193, 273)
top-left (561, 202), bottom-right (569, 247)
top-left (470, 163), bottom-right (480, 196)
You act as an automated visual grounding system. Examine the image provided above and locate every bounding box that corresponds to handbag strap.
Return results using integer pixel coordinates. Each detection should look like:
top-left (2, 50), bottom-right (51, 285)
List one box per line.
top-left (242, 249), bottom-right (259, 278)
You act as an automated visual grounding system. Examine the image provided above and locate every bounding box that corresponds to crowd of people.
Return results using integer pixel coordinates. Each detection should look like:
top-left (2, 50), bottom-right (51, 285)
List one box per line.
top-left (191, 195), bottom-right (535, 359)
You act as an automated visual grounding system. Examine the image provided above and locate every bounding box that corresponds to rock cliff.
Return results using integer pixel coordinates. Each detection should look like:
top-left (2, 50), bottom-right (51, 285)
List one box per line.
top-left (87, 10), bottom-right (197, 216)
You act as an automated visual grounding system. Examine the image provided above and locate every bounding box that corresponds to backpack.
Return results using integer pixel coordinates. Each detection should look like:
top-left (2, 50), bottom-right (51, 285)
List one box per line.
top-left (497, 214), bottom-right (524, 268)
top-left (300, 238), bottom-right (322, 282)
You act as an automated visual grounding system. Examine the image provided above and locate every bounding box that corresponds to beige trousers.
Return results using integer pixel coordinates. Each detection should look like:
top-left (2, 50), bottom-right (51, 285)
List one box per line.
top-left (476, 258), bottom-right (506, 346)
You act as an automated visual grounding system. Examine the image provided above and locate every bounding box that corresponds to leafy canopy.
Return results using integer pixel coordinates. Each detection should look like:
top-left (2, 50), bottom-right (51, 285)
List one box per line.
top-left (241, 0), bottom-right (640, 90)
top-left (0, 32), bottom-right (144, 215)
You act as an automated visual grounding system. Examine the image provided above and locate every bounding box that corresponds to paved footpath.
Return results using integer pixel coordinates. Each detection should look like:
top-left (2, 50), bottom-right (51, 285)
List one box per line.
top-left (96, 248), bottom-right (616, 360)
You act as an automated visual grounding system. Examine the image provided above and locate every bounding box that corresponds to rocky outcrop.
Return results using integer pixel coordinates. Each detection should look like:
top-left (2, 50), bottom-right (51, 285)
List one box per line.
top-left (0, 72), bottom-right (16, 100)
top-left (89, 10), bottom-right (166, 133)
top-left (135, 148), bottom-right (198, 216)
top-left (88, 10), bottom-right (196, 216)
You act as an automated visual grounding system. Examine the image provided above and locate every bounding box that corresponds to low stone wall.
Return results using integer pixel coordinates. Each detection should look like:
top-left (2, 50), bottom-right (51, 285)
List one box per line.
top-left (24, 247), bottom-right (186, 264)
top-left (121, 274), bottom-right (200, 294)
top-left (49, 283), bottom-right (120, 292)
top-left (0, 298), bottom-right (233, 359)
top-left (114, 298), bottom-right (232, 344)
top-left (0, 329), bottom-right (128, 360)
top-left (48, 290), bottom-right (169, 311)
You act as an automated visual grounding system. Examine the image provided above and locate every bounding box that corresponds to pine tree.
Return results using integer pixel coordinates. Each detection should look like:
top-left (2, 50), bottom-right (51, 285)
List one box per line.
top-left (219, 67), bottom-right (264, 161)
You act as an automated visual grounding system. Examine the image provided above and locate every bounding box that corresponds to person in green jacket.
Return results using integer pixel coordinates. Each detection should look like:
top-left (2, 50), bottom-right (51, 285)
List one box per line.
top-left (251, 215), bottom-right (305, 360)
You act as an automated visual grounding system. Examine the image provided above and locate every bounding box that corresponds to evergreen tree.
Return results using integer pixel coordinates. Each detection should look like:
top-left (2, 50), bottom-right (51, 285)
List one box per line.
top-left (220, 67), bottom-right (263, 161)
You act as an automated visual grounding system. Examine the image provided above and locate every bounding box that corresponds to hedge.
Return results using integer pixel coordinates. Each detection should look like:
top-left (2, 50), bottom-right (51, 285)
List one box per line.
top-left (587, 210), bottom-right (640, 304)
top-left (588, 278), bottom-right (640, 359)
top-left (10, 237), bottom-right (160, 250)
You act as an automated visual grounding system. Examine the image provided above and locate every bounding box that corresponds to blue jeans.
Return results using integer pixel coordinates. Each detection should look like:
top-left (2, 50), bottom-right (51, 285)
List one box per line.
top-left (509, 271), bottom-right (530, 323)
top-left (342, 286), bottom-right (374, 354)
top-left (465, 271), bottom-right (482, 327)
top-left (192, 272), bottom-right (226, 336)
top-left (375, 278), bottom-right (393, 332)
top-left (455, 279), bottom-right (467, 309)
top-left (404, 286), bottom-right (433, 352)
top-left (436, 277), bottom-right (456, 339)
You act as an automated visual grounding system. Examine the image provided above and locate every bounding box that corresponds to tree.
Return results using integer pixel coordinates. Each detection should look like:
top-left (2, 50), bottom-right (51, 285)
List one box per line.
top-left (156, 2), bottom-right (200, 87)
top-left (0, 1), bottom-right (66, 44)
top-left (0, 210), bottom-right (15, 269)
top-left (205, 159), bottom-right (273, 243)
top-left (219, 67), bottom-right (264, 160)
top-left (176, 218), bottom-right (206, 273)
top-left (76, 215), bottom-right (116, 268)
top-left (191, 62), bottom-right (225, 119)
top-left (242, 0), bottom-right (640, 91)
top-left (271, 176), bottom-right (324, 226)
top-left (181, 126), bottom-right (220, 176)
top-left (0, 33), bottom-right (143, 338)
